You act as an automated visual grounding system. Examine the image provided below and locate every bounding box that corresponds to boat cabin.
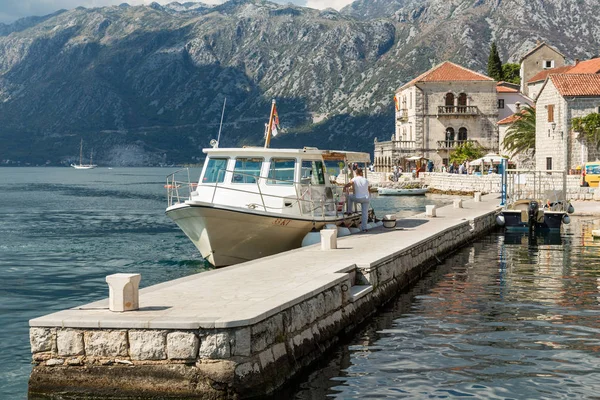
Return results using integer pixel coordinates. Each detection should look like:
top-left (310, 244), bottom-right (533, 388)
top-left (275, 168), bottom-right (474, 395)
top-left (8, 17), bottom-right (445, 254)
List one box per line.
top-left (192, 147), bottom-right (370, 217)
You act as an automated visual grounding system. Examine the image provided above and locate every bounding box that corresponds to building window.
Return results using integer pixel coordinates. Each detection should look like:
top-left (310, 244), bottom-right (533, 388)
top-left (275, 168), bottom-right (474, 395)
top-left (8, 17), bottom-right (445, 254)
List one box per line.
top-left (498, 99), bottom-right (505, 109)
top-left (546, 157), bottom-right (552, 171)
top-left (445, 127), bottom-right (455, 141)
top-left (458, 127), bottom-right (468, 141)
top-left (547, 104), bottom-right (555, 122)
top-left (597, 105), bottom-right (600, 113)
top-left (543, 60), bottom-right (554, 69)
top-left (409, 125), bottom-right (413, 141)
top-left (409, 92), bottom-right (412, 109)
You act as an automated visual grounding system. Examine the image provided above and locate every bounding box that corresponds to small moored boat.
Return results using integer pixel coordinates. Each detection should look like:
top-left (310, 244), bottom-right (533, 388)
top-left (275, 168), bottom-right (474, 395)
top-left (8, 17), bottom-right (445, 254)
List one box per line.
top-left (377, 187), bottom-right (428, 195)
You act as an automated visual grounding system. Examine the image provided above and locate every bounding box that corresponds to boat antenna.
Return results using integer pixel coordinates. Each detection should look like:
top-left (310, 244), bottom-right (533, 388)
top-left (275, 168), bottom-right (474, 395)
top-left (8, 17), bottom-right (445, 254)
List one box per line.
top-left (216, 97), bottom-right (226, 148)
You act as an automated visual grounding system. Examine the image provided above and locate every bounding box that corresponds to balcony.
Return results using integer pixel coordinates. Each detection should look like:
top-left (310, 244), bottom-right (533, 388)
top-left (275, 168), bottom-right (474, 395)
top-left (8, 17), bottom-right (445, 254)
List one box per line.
top-left (396, 109), bottom-right (408, 122)
top-left (394, 140), bottom-right (416, 149)
top-left (437, 105), bottom-right (478, 116)
top-left (436, 139), bottom-right (479, 150)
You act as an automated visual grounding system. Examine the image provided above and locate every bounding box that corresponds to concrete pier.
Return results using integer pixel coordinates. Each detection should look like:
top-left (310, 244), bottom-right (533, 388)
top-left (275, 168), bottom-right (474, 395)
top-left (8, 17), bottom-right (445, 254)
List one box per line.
top-left (29, 195), bottom-right (502, 399)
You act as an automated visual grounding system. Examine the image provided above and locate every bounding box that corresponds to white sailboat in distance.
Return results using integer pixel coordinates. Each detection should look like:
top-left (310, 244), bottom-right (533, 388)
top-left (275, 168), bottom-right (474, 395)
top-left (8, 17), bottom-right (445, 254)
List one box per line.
top-left (71, 139), bottom-right (97, 169)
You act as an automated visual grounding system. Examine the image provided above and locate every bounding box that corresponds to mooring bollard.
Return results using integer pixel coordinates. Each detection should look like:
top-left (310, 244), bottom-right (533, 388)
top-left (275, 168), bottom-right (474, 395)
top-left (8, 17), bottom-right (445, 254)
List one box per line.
top-left (426, 205), bottom-right (437, 217)
top-left (474, 192), bottom-right (482, 202)
top-left (106, 273), bottom-right (141, 312)
top-left (320, 229), bottom-right (338, 250)
top-left (453, 199), bottom-right (463, 208)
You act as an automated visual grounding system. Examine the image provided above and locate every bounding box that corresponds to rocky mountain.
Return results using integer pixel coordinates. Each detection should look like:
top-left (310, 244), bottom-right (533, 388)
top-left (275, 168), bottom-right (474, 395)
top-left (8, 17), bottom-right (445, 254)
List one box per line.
top-left (0, 0), bottom-right (598, 165)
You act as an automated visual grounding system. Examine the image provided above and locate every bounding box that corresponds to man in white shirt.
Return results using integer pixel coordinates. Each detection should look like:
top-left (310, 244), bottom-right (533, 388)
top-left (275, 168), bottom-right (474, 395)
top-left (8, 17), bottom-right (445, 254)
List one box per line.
top-left (344, 168), bottom-right (370, 231)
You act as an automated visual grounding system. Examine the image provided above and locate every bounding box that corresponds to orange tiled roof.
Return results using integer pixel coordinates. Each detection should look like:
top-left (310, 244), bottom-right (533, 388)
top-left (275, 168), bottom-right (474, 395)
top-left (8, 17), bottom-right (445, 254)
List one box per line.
top-left (528, 65), bottom-right (573, 83)
top-left (398, 61), bottom-right (493, 91)
top-left (497, 85), bottom-right (518, 93)
top-left (568, 57), bottom-right (600, 74)
top-left (549, 74), bottom-right (600, 96)
top-left (498, 113), bottom-right (521, 125)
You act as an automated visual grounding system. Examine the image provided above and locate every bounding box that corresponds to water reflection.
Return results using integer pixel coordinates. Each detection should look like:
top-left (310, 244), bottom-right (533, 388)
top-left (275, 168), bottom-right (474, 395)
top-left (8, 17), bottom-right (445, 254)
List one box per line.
top-left (285, 220), bottom-right (600, 399)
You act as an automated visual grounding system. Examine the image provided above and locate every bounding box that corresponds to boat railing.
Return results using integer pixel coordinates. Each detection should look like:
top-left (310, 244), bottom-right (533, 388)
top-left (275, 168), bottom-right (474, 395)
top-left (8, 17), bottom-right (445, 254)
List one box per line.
top-left (505, 169), bottom-right (568, 210)
top-left (166, 168), bottom-right (194, 207)
top-left (167, 167), bottom-right (350, 218)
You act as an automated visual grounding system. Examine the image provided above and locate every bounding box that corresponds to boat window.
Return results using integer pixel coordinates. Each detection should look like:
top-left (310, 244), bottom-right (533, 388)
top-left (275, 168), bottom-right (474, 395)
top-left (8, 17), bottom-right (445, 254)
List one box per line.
top-left (233, 157), bottom-right (263, 184)
top-left (301, 160), bottom-right (325, 185)
top-left (202, 158), bottom-right (228, 184)
top-left (267, 158), bottom-right (296, 185)
top-left (585, 164), bottom-right (600, 174)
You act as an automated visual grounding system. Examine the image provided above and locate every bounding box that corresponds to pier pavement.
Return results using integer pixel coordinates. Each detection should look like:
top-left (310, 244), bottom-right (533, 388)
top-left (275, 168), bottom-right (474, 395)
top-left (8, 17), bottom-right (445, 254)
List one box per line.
top-left (31, 194), bottom-right (502, 331)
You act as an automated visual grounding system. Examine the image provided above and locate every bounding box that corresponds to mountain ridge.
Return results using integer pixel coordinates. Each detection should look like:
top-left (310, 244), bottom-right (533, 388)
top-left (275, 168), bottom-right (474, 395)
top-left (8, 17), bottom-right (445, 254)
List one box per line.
top-left (0, 0), bottom-right (598, 165)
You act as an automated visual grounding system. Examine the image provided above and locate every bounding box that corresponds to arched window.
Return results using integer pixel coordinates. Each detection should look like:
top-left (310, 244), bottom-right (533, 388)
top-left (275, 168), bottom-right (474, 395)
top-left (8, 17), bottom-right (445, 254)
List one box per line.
top-left (458, 93), bottom-right (467, 113)
top-left (445, 127), bottom-right (455, 141)
top-left (445, 93), bottom-right (454, 112)
top-left (458, 127), bottom-right (468, 141)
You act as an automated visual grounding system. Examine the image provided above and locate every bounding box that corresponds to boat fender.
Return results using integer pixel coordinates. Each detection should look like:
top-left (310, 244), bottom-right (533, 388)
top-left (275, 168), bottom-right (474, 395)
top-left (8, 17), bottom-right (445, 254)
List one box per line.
top-left (337, 226), bottom-right (352, 237)
top-left (349, 227), bottom-right (361, 234)
top-left (496, 214), bottom-right (505, 226)
top-left (562, 214), bottom-right (571, 225)
top-left (567, 203), bottom-right (575, 214)
top-left (301, 228), bottom-right (321, 247)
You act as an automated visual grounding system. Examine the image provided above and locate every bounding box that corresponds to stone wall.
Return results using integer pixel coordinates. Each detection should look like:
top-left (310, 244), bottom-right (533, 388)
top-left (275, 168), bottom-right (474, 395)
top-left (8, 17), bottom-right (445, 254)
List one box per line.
top-left (423, 172), bottom-right (598, 200)
top-left (29, 210), bottom-right (499, 399)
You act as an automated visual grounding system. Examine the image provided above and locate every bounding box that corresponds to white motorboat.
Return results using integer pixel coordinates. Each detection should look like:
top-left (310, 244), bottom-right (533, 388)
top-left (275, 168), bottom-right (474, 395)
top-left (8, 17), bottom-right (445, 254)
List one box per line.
top-left (71, 139), bottom-right (97, 169)
top-left (377, 187), bottom-right (428, 195)
top-left (165, 146), bottom-right (371, 266)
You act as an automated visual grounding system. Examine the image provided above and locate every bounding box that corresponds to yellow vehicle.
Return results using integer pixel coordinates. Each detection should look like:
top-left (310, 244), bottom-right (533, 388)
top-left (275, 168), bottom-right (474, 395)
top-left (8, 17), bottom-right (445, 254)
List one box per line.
top-left (581, 161), bottom-right (600, 187)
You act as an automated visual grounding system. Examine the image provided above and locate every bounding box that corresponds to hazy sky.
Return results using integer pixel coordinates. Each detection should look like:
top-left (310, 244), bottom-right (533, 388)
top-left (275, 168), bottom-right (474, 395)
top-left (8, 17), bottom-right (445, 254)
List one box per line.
top-left (0, 0), bottom-right (356, 24)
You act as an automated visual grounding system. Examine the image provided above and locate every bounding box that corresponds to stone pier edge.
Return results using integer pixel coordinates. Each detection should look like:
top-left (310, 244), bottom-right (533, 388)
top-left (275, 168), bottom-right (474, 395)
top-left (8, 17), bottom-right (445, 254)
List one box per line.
top-left (28, 210), bottom-right (498, 399)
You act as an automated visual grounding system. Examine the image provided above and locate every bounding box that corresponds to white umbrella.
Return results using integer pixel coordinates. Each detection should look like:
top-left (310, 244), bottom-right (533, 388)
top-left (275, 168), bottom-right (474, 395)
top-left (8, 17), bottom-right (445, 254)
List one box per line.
top-left (470, 153), bottom-right (507, 166)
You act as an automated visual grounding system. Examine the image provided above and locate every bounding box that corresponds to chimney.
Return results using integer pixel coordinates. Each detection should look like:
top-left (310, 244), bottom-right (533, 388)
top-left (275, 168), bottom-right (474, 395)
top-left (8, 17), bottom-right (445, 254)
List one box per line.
top-left (575, 58), bottom-right (580, 65)
top-left (515, 101), bottom-right (521, 111)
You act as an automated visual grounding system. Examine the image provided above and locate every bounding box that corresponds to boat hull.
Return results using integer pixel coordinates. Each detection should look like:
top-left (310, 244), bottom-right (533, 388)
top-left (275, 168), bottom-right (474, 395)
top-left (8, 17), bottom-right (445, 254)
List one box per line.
top-left (166, 202), bottom-right (359, 267)
top-left (377, 188), bottom-right (428, 195)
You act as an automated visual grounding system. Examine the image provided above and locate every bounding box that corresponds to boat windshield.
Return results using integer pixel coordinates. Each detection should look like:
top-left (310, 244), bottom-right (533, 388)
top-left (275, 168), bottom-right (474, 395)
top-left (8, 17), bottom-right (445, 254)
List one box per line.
top-left (301, 160), bottom-right (325, 185)
top-left (268, 158), bottom-right (295, 185)
top-left (202, 158), bottom-right (228, 183)
top-left (233, 157), bottom-right (263, 184)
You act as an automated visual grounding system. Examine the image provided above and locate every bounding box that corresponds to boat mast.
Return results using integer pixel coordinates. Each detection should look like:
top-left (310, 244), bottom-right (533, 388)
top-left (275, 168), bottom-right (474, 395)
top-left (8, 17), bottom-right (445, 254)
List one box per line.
top-left (264, 99), bottom-right (276, 148)
top-left (79, 139), bottom-right (83, 166)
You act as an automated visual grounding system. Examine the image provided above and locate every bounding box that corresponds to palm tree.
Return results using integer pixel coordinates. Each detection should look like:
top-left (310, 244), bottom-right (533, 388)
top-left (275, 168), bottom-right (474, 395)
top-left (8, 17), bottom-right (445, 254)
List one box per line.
top-left (502, 105), bottom-right (536, 157)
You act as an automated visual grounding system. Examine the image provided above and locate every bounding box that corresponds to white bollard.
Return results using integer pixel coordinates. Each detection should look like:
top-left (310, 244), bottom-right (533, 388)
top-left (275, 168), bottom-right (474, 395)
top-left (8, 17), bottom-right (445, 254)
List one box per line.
top-left (426, 205), bottom-right (437, 217)
top-left (320, 229), bottom-right (338, 250)
top-left (106, 273), bottom-right (141, 312)
top-left (453, 199), bottom-right (463, 208)
top-left (474, 192), bottom-right (482, 202)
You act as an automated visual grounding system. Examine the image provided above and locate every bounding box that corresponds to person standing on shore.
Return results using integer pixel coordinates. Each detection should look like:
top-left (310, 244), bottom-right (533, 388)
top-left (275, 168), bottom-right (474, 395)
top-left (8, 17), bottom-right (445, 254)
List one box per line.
top-left (344, 168), bottom-right (370, 232)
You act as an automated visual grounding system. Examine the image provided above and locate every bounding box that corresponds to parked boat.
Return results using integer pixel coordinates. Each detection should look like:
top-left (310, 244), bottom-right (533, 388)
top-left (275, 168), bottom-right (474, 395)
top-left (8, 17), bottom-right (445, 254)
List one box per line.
top-left (497, 169), bottom-right (573, 231)
top-left (165, 100), bottom-right (372, 267)
top-left (71, 139), bottom-right (97, 169)
top-left (377, 187), bottom-right (428, 195)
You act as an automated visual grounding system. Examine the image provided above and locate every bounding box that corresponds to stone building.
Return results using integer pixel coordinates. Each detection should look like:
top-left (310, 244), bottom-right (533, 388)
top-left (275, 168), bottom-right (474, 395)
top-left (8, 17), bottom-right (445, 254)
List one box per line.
top-left (496, 81), bottom-right (533, 121)
top-left (374, 61), bottom-right (499, 172)
top-left (535, 74), bottom-right (600, 172)
top-left (519, 42), bottom-right (566, 97)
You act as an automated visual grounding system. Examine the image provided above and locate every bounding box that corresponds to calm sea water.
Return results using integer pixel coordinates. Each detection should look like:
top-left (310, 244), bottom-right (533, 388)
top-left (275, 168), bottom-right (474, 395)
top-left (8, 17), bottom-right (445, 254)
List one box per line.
top-left (0, 167), bottom-right (444, 399)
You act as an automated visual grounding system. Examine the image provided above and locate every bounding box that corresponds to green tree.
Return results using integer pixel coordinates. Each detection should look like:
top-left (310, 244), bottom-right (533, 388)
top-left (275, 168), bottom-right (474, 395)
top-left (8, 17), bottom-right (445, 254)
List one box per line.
top-left (502, 105), bottom-right (536, 157)
top-left (487, 42), bottom-right (503, 81)
top-left (572, 113), bottom-right (600, 148)
top-left (450, 141), bottom-right (485, 164)
top-left (502, 63), bottom-right (520, 85)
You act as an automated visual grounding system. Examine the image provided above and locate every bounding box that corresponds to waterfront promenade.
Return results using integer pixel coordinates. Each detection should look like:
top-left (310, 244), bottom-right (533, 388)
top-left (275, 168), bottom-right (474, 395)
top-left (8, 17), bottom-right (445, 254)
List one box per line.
top-left (29, 195), bottom-right (502, 398)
